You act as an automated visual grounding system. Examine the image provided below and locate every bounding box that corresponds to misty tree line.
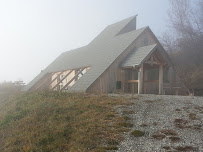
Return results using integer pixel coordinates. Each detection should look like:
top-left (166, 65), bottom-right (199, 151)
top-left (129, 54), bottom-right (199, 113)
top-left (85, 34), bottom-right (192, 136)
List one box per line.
top-left (0, 81), bottom-right (25, 92)
top-left (161, 0), bottom-right (203, 90)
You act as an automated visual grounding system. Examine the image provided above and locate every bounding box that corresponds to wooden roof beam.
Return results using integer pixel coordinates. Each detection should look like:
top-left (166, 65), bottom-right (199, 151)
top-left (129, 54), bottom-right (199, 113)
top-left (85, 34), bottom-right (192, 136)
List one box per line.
top-left (61, 68), bottom-right (86, 91)
top-left (51, 70), bottom-right (74, 91)
top-left (33, 73), bottom-right (53, 91)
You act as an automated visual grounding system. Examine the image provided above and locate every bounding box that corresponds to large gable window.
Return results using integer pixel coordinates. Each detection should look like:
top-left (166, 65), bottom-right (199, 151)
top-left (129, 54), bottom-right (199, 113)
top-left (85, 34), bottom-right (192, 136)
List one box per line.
top-left (50, 67), bottom-right (90, 91)
top-left (147, 68), bottom-right (169, 83)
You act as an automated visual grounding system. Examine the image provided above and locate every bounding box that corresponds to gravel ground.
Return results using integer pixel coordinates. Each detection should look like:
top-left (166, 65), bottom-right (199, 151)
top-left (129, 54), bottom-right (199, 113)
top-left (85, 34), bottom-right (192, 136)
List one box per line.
top-left (114, 94), bottom-right (203, 152)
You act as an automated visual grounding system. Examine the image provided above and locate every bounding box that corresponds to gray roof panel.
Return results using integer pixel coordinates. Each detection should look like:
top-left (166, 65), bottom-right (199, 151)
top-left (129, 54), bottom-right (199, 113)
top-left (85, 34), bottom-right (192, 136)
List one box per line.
top-left (23, 16), bottom-right (147, 91)
top-left (121, 44), bottom-right (157, 67)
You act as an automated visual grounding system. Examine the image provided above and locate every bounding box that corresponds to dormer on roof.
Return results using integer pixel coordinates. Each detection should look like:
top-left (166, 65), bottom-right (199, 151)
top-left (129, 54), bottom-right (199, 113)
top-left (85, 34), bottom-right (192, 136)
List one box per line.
top-left (116, 15), bottom-right (137, 36)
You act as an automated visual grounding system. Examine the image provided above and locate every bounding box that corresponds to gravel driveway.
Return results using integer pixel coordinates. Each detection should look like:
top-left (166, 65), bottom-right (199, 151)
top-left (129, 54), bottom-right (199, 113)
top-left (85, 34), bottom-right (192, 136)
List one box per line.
top-left (115, 95), bottom-right (203, 152)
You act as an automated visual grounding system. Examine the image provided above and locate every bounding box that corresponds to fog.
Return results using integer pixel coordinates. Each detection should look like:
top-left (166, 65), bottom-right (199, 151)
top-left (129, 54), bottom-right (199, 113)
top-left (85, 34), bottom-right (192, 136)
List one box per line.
top-left (0, 0), bottom-right (169, 84)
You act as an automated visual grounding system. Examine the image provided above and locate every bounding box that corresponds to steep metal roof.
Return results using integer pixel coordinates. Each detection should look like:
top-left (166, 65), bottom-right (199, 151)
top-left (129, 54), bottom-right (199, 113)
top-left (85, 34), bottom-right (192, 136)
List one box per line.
top-left (23, 16), bottom-right (147, 91)
top-left (121, 44), bottom-right (157, 67)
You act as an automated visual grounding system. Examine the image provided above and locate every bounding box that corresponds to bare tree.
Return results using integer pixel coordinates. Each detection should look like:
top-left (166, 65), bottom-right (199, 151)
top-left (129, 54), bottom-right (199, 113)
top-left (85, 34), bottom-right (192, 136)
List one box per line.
top-left (160, 0), bottom-right (203, 90)
top-left (168, 0), bottom-right (203, 39)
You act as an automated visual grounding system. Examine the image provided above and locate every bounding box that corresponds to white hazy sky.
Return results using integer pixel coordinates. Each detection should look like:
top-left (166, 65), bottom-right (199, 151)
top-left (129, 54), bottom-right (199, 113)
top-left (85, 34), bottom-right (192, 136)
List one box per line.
top-left (0, 0), bottom-right (170, 84)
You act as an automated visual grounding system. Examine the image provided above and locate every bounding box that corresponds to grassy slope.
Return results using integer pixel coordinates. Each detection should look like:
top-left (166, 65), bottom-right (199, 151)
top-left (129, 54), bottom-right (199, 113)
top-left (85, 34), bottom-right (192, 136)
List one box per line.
top-left (0, 92), bottom-right (131, 152)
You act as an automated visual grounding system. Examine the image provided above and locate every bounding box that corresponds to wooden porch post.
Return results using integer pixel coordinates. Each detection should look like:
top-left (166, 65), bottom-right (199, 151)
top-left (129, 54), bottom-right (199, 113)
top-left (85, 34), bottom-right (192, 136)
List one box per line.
top-left (121, 69), bottom-right (125, 93)
top-left (159, 64), bottom-right (163, 95)
top-left (138, 64), bottom-right (143, 94)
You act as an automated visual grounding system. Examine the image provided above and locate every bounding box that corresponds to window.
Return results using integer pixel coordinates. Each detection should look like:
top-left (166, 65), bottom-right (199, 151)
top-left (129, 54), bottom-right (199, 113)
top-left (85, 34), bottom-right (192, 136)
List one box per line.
top-left (60, 75), bottom-right (65, 80)
top-left (126, 69), bottom-right (138, 80)
top-left (116, 81), bottom-right (122, 89)
top-left (147, 69), bottom-right (159, 81)
top-left (51, 67), bottom-right (91, 91)
top-left (163, 69), bottom-right (169, 83)
top-left (147, 68), bottom-right (169, 82)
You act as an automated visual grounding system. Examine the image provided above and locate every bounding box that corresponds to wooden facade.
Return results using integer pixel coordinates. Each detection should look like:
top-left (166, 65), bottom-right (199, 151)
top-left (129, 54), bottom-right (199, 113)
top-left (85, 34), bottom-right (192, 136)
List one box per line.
top-left (86, 29), bottom-right (187, 95)
top-left (25, 16), bottom-right (187, 95)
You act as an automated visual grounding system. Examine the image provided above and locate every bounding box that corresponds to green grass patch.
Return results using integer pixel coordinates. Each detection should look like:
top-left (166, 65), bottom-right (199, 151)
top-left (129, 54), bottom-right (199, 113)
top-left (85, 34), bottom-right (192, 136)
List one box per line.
top-left (0, 92), bottom-right (130, 152)
top-left (103, 145), bottom-right (118, 150)
top-left (0, 109), bottom-right (29, 128)
top-left (123, 116), bottom-right (131, 121)
top-left (131, 130), bottom-right (145, 137)
top-left (140, 123), bottom-right (148, 127)
top-left (119, 122), bottom-right (133, 128)
top-left (188, 113), bottom-right (197, 120)
top-left (122, 110), bottom-right (134, 114)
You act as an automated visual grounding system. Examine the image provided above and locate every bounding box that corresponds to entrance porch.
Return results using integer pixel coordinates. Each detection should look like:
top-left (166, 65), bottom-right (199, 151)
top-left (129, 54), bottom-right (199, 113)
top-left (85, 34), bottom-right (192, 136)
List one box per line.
top-left (121, 63), bottom-right (169, 94)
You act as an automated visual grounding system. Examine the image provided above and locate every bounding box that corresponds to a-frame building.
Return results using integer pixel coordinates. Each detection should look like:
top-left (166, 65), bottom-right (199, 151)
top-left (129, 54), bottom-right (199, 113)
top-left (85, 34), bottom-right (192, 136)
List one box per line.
top-left (24, 16), bottom-right (187, 95)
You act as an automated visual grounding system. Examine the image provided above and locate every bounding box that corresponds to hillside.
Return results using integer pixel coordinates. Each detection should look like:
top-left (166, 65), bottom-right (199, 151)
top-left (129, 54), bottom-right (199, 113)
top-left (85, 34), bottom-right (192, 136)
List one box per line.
top-left (0, 92), bottom-right (132, 152)
top-left (1, 92), bottom-right (202, 152)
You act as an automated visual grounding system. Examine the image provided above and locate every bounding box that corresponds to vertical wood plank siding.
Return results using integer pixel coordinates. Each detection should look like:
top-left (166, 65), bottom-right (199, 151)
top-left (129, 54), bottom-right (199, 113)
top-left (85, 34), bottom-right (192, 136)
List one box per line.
top-left (87, 29), bottom-right (157, 93)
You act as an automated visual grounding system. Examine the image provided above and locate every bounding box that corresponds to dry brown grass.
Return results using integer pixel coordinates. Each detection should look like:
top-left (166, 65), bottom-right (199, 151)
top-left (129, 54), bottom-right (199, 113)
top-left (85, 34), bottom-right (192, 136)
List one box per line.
top-left (175, 108), bottom-right (181, 112)
top-left (174, 118), bottom-right (190, 129)
top-left (153, 122), bottom-right (158, 126)
top-left (175, 146), bottom-right (198, 151)
top-left (162, 146), bottom-right (171, 150)
top-left (160, 129), bottom-right (178, 136)
top-left (0, 92), bottom-right (131, 152)
top-left (140, 123), bottom-right (148, 127)
top-left (169, 136), bottom-right (181, 142)
top-left (194, 106), bottom-right (203, 113)
top-left (143, 99), bottom-right (162, 103)
top-left (122, 110), bottom-right (134, 114)
top-left (193, 124), bottom-right (202, 130)
top-left (151, 133), bottom-right (166, 140)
